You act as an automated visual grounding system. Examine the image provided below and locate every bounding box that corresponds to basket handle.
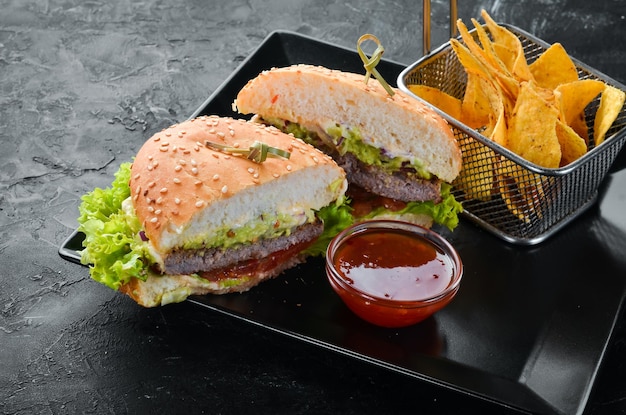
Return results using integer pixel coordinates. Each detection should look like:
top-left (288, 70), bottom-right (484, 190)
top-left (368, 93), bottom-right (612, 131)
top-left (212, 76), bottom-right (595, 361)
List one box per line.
top-left (423, 0), bottom-right (458, 56)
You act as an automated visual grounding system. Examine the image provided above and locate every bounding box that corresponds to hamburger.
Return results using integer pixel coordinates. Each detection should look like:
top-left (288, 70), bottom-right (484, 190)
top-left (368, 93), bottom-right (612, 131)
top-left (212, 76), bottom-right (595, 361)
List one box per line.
top-left (234, 64), bottom-right (463, 229)
top-left (77, 115), bottom-right (349, 307)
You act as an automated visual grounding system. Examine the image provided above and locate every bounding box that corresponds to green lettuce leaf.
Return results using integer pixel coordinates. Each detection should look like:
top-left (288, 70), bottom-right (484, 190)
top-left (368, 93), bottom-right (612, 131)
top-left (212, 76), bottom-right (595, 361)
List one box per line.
top-left (363, 182), bottom-right (463, 231)
top-left (302, 201), bottom-right (354, 257)
top-left (77, 162), bottom-right (152, 290)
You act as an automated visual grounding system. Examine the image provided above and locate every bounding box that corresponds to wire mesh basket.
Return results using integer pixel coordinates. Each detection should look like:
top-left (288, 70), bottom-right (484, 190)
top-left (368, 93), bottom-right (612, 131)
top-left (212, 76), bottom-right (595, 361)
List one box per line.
top-left (398, 24), bottom-right (626, 245)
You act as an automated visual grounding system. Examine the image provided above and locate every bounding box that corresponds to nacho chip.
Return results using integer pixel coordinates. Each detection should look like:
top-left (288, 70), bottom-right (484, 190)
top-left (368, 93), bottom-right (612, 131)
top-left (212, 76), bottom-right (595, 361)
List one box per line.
top-left (529, 43), bottom-right (578, 90)
top-left (454, 136), bottom-right (496, 201)
top-left (496, 158), bottom-right (545, 223)
top-left (556, 119), bottom-right (588, 166)
top-left (555, 79), bottom-right (604, 124)
top-left (480, 10), bottom-right (533, 82)
top-left (407, 85), bottom-right (462, 120)
top-left (507, 82), bottom-right (561, 168)
top-left (594, 85), bottom-right (626, 145)
top-left (457, 18), bottom-right (521, 100)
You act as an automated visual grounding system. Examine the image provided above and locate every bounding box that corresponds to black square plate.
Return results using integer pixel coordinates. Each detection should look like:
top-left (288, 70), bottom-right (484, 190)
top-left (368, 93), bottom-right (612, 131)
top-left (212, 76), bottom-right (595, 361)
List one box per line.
top-left (60, 30), bottom-right (626, 415)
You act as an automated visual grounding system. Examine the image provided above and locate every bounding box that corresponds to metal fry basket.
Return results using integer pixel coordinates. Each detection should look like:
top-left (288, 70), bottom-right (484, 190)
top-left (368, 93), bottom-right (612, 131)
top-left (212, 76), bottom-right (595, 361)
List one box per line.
top-left (398, 24), bottom-right (626, 244)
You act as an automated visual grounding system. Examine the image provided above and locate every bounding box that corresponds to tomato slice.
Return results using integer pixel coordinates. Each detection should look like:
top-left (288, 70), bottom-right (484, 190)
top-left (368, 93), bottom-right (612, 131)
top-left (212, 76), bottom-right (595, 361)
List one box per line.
top-left (347, 185), bottom-right (407, 218)
top-left (198, 238), bottom-right (315, 282)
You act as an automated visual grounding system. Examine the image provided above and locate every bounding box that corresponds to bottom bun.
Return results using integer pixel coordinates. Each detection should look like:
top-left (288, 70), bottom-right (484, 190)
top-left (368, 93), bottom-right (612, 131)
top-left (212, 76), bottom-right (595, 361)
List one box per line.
top-left (120, 254), bottom-right (306, 307)
top-left (360, 211), bottom-right (434, 229)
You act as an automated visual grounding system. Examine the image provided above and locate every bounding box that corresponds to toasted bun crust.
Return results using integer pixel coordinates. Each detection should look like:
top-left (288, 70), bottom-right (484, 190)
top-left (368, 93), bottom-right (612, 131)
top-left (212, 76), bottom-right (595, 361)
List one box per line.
top-left (130, 115), bottom-right (347, 252)
top-left (235, 64), bottom-right (462, 183)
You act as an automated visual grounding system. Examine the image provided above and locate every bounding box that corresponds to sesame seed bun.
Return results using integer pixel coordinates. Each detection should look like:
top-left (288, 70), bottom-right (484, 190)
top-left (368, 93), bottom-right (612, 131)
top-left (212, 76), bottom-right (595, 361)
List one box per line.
top-left (129, 115), bottom-right (347, 253)
top-left (234, 64), bottom-right (462, 183)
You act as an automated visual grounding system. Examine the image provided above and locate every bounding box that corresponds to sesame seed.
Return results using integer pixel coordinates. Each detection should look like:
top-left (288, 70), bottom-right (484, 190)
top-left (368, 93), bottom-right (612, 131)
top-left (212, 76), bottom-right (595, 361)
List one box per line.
top-left (191, 167), bottom-right (198, 175)
top-left (221, 185), bottom-right (228, 194)
top-left (252, 178), bottom-right (260, 184)
top-left (160, 187), bottom-right (168, 194)
top-left (195, 201), bottom-right (204, 208)
top-left (165, 132), bottom-right (171, 137)
top-left (229, 129), bottom-right (235, 136)
top-left (161, 141), bottom-right (169, 146)
top-left (286, 165), bottom-right (292, 171)
top-left (223, 155), bottom-right (230, 160)
top-left (133, 194), bottom-right (139, 202)
top-left (172, 210), bottom-right (179, 216)
top-left (148, 181), bottom-right (155, 188)
top-left (174, 165), bottom-right (182, 172)
top-left (194, 146), bottom-right (200, 152)
top-left (217, 132), bottom-right (225, 138)
top-left (209, 129), bottom-right (216, 134)
top-left (159, 147), bottom-right (168, 152)
top-left (195, 180), bottom-right (202, 186)
top-left (173, 178), bottom-right (181, 184)
top-left (178, 159), bottom-right (187, 165)
top-left (147, 165), bottom-right (153, 171)
top-left (135, 185), bottom-right (142, 194)
top-left (156, 197), bottom-right (163, 204)
top-left (153, 137), bottom-right (161, 142)
top-left (247, 167), bottom-right (255, 174)
top-left (190, 159), bottom-right (197, 166)
top-left (148, 206), bottom-right (155, 213)
top-left (174, 198), bottom-right (181, 204)
top-left (313, 156), bottom-right (319, 163)
top-left (134, 174), bottom-right (141, 180)
top-left (153, 161), bottom-right (159, 168)
top-left (155, 209), bottom-right (162, 215)
top-left (232, 143), bottom-right (240, 149)
top-left (212, 174), bottom-right (220, 181)
top-left (150, 217), bottom-right (158, 223)
top-left (253, 173), bottom-right (259, 179)
top-left (272, 173), bottom-right (280, 178)
top-left (147, 156), bottom-right (153, 161)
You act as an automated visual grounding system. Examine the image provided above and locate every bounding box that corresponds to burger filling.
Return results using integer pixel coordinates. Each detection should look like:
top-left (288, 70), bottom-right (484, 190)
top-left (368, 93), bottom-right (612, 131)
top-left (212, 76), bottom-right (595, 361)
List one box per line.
top-left (256, 116), bottom-right (462, 230)
top-left (163, 220), bottom-right (323, 275)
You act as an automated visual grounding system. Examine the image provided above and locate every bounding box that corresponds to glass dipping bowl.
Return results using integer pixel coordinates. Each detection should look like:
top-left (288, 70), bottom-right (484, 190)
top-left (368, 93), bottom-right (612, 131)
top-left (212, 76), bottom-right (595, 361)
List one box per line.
top-left (325, 220), bottom-right (463, 328)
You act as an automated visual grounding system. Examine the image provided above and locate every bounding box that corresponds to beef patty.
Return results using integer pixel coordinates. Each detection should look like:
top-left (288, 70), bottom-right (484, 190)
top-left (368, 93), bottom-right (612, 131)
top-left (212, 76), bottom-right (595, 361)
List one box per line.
top-left (337, 153), bottom-right (442, 203)
top-left (162, 220), bottom-right (324, 276)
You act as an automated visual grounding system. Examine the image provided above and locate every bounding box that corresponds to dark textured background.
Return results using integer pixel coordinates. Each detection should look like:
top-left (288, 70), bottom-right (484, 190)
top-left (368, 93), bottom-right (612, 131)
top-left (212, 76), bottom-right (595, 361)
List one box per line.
top-left (2, 0), bottom-right (625, 414)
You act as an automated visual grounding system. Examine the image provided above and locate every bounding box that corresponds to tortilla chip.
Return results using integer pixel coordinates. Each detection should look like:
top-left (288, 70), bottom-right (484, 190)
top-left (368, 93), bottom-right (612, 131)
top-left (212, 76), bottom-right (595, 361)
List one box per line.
top-left (480, 10), bottom-right (533, 82)
top-left (496, 158), bottom-right (544, 223)
top-left (594, 84), bottom-right (626, 145)
top-left (407, 85), bottom-right (462, 120)
top-left (556, 120), bottom-right (588, 166)
top-left (507, 82), bottom-right (561, 168)
top-left (555, 79), bottom-right (604, 124)
top-left (529, 43), bottom-right (579, 90)
top-left (454, 136), bottom-right (496, 201)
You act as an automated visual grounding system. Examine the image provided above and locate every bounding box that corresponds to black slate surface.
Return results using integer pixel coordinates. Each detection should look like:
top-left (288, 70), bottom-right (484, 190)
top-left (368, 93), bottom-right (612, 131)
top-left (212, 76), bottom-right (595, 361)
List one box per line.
top-left (2, 1), bottom-right (626, 414)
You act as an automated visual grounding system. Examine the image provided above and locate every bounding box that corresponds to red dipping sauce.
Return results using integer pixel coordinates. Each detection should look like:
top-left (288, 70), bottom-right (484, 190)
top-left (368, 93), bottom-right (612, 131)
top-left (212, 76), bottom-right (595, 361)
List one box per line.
top-left (326, 220), bottom-right (463, 328)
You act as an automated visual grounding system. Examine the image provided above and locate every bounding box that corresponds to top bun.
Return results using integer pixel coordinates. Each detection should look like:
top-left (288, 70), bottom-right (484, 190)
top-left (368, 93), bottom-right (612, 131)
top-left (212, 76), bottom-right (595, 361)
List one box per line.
top-left (130, 115), bottom-right (347, 252)
top-left (235, 64), bottom-right (462, 183)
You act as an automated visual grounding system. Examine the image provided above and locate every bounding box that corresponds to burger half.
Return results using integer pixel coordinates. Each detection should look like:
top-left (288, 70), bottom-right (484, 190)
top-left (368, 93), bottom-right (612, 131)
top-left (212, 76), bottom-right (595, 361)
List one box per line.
top-left (235, 64), bottom-right (463, 229)
top-left (78, 115), bottom-right (349, 307)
